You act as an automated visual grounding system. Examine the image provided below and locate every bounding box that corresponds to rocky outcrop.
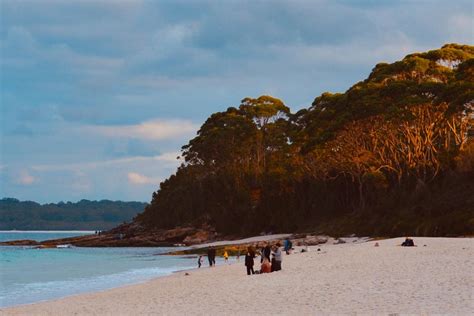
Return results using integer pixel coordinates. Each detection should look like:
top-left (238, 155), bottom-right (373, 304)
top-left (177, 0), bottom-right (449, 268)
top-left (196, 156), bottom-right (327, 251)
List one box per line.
top-left (292, 235), bottom-right (329, 246)
top-left (0, 239), bottom-right (39, 246)
top-left (183, 230), bottom-right (216, 245)
top-left (0, 223), bottom-right (220, 248)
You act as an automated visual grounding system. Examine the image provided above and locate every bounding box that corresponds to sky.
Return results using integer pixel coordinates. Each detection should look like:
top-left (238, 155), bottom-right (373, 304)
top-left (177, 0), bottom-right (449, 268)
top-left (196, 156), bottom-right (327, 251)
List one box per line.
top-left (0, 0), bottom-right (473, 203)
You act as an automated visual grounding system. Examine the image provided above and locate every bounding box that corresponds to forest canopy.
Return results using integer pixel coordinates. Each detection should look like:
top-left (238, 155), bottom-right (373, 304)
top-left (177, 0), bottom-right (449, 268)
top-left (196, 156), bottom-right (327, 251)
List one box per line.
top-left (137, 44), bottom-right (474, 237)
top-left (0, 198), bottom-right (147, 230)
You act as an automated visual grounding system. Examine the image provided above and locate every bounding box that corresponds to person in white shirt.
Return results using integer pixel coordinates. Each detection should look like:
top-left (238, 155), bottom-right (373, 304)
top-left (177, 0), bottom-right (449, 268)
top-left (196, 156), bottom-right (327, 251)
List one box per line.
top-left (271, 243), bottom-right (282, 272)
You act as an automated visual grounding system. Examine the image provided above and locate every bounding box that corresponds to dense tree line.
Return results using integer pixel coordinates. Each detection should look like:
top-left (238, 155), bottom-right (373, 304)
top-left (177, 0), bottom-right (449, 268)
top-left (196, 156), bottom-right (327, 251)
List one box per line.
top-left (137, 44), bottom-right (474, 236)
top-left (0, 198), bottom-right (147, 230)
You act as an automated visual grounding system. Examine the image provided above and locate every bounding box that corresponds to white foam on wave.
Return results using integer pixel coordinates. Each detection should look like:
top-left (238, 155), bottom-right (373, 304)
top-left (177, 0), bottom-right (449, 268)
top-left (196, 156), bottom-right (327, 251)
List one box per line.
top-left (1, 265), bottom-right (192, 308)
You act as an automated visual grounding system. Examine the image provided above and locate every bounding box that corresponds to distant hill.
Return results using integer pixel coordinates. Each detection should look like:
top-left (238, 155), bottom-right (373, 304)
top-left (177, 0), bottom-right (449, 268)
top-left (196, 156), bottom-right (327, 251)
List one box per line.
top-left (0, 198), bottom-right (147, 230)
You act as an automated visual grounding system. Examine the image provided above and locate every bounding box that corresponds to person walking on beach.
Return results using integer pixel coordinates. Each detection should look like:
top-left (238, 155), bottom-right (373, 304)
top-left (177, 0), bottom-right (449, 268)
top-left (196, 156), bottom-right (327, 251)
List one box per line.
top-left (207, 247), bottom-right (216, 267)
top-left (283, 237), bottom-right (292, 255)
top-left (223, 250), bottom-right (229, 263)
top-left (271, 243), bottom-right (282, 272)
top-left (198, 255), bottom-right (203, 268)
top-left (245, 247), bottom-right (255, 275)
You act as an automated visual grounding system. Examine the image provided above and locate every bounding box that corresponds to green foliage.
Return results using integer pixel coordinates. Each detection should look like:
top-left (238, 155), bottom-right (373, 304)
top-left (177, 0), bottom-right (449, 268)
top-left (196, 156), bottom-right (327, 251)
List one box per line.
top-left (136, 44), bottom-right (474, 237)
top-left (0, 198), bottom-right (147, 230)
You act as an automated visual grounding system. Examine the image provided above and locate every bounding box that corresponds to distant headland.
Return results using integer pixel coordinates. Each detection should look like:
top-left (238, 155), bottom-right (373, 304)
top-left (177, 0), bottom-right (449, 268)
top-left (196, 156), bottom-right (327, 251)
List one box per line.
top-left (0, 198), bottom-right (147, 230)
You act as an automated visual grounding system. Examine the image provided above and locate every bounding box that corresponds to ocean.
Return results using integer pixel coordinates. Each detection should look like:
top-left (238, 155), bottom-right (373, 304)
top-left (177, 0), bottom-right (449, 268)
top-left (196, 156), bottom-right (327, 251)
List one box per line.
top-left (0, 231), bottom-right (202, 308)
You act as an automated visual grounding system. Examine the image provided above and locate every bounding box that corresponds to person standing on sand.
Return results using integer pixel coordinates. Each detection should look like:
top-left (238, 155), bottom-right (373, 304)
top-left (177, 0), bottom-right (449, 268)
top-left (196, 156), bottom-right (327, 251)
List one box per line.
top-left (261, 243), bottom-right (271, 263)
top-left (198, 255), bottom-right (203, 268)
top-left (284, 237), bottom-right (292, 255)
top-left (223, 250), bottom-right (229, 263)
top-left (245, 247), bottom-right (255, 275)
top-left (271, 243), bottom-right (282, 272)
top-left (207, 247), bottom-right (216, 267)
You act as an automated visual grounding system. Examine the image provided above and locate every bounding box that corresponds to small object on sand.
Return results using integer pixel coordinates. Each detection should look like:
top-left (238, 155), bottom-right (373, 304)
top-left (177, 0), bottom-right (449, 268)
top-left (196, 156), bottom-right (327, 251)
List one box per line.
top-left (374, 242), bottom-right (379, 247)
top-left (317, 248), bottom-right (321, 252)
top-left (185, 272), bottom-right (190, 276)
top-left (424, 245), bottom-right (427, 247)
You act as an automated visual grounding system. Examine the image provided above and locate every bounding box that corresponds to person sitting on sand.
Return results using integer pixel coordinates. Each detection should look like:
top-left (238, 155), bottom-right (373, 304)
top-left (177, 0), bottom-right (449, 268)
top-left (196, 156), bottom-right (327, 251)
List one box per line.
top-left (260, 257), bottom-right (271, 273)
top-left (245, 247), bottom-right (255, 275)
top-left (401, 237), bottom-right (415, 247)
top-left (223, 250), bottom-right (229, 263)
top-left (271, 243), bottom-right (282, 272)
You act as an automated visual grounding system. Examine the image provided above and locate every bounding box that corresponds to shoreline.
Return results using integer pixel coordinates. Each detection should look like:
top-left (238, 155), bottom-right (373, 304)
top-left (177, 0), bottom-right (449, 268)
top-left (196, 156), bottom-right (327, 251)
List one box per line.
top-left (2, 237), bottom-right (472, 315)
top-left (2, 264), bottom-right (202, 310)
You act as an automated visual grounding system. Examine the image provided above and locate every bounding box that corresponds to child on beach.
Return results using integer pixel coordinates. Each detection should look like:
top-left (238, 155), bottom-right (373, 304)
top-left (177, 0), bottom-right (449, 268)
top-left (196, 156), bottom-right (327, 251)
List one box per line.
top-left (198, 255), bottom-right (202, 268)
top-left (223, 250), bottom-right (229, 263)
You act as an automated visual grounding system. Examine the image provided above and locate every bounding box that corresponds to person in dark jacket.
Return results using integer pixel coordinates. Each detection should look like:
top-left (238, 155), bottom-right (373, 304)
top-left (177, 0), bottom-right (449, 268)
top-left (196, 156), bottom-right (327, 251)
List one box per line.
top-left (207, 247), bottom-right (216, 266)
top-left (401, 237), bottom-right (415, 247)
top-left (261, 243), bottom-right (271, 263)
top-left (284, 237), bottom-right (292, 255)
top-left (245, 247), bottom-right (255, 275)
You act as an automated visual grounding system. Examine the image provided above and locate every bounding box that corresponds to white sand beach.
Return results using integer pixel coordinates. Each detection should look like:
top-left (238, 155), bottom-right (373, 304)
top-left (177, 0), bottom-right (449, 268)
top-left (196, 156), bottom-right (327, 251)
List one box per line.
top-left (2, 237), bottom-right (473, 315)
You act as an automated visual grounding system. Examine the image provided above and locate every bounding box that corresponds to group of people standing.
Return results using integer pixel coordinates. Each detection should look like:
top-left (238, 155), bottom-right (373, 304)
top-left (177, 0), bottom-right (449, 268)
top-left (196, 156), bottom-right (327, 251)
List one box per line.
top-left (198, 238), bottom-right (292, 275)
top-left (244, 241), bottom-right (285, 275)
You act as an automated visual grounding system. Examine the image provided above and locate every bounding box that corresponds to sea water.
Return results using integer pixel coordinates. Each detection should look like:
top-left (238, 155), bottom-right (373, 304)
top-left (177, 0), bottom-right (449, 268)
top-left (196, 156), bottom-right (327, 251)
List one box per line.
top-left (0, 231), bottom-right (199, 307)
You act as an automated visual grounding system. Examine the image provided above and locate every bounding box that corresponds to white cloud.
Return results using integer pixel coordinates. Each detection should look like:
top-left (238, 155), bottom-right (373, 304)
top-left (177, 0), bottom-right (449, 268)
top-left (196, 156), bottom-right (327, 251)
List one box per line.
top-left (89, 119), bottom-right (198, 140)
top-left (16, 169), bottom-right (36, 185)
top-left (127, 172), bottom-right (160, 185)
top-left (31, 152), bottom-right (181, 172)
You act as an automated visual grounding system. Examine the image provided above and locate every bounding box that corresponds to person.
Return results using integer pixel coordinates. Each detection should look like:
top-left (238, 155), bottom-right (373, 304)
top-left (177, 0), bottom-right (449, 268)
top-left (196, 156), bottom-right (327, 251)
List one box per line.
top-left (223, 250), bottom-right (229, 263)
top-left (236, 250), bottom-right (241, 262)
top-left (245, 247), bottom-right (255, 275)
top-left (198, 255), bottom-right (203, 268)
top-left (284, 237), bottom-right (292, 255)
top-left (401, 237), bottom-right (415, 247)
top-left (260, 257), bottom-right (271, 273)
top-left (207, 247), bottom-right (216, 267)
top-left (271, 243), bottom-right (282, 272)
top-left (261, 243), bottom-right (271, 263)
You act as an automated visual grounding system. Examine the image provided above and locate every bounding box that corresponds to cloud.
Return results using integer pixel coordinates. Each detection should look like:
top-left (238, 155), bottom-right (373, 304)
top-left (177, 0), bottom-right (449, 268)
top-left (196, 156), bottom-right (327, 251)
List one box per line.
top-left (2, 0), bottom-right (473, 202)
top-left (70, 170), bottom-right (92, 193)
top-left (16, 169), bottom-right (37, 185)
top-left (88, 119), bottom-right (198, 140)
top-left (31, 152), bottom-right (181, 172)
top-left (127, 172), bottom-right (161, 185)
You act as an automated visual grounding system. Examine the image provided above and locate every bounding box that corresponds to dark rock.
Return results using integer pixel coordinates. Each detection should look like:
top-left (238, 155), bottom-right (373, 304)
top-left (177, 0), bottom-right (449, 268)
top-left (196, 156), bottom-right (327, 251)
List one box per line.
top-left (0, 239), bottom-right (39, 246)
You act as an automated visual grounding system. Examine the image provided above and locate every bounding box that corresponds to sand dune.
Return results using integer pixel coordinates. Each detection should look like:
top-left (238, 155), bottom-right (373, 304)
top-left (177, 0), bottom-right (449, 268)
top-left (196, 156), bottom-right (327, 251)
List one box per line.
top-left (3, 237), bottom-right (473, 315)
